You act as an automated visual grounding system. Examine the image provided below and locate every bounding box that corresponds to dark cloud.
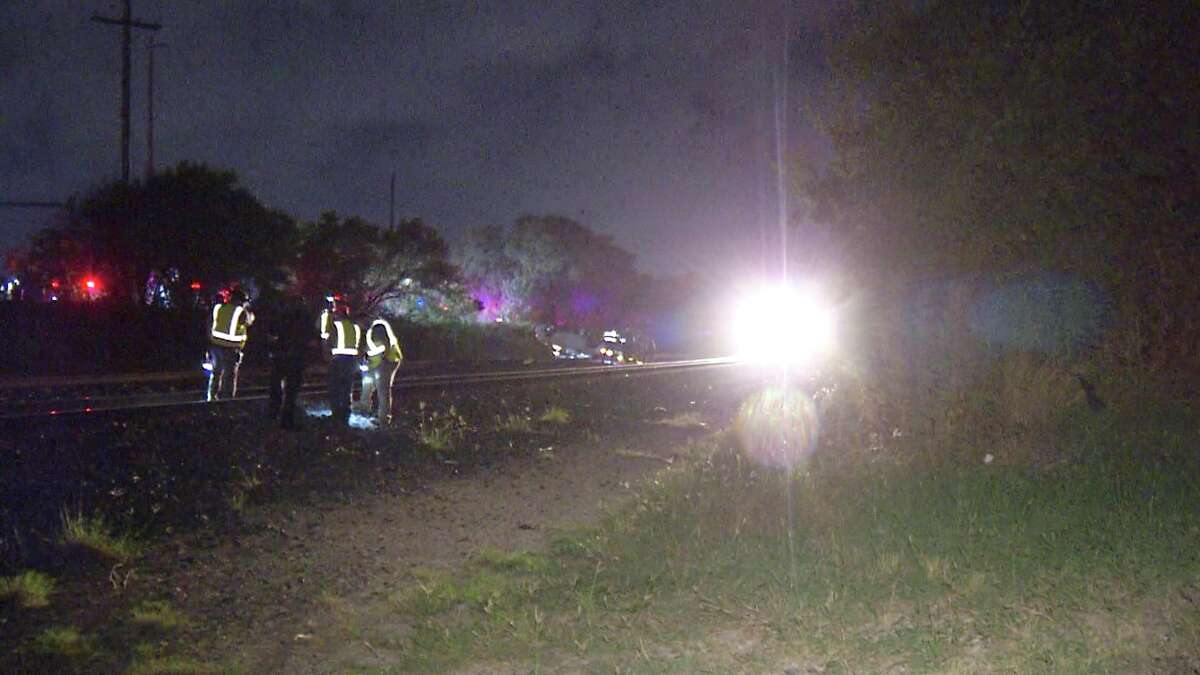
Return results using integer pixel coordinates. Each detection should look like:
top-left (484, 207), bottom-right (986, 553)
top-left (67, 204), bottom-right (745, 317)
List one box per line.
top-left (0, 1), bottom-right (845, 275)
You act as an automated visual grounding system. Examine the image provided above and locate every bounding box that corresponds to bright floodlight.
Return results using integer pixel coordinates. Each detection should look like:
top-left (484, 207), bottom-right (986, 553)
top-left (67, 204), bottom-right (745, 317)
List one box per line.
top-left (733, 284), bottom-right (835, 365)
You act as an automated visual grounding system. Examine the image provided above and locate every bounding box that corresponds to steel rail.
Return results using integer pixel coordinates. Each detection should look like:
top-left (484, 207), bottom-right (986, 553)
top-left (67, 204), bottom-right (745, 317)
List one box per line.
top-left (0, 360), bottom-right (547, 411)
top-left (0, 358), bottom-right (491, 390)
top-left (0, 358), bottom-right (738, 421)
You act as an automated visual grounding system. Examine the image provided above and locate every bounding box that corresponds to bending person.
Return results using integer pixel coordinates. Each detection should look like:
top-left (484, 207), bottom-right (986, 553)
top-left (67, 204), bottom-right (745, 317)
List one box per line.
top-left (358, 314), bottom-right (404, 425)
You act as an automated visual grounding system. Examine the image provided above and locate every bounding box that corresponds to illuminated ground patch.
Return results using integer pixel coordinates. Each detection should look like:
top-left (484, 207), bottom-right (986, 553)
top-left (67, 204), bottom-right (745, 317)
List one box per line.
top-left (303, 404), bottom-right (379, 430)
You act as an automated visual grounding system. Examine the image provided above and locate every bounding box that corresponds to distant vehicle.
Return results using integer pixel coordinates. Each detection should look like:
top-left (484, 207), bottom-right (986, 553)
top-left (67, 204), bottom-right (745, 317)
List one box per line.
top-left (592, 329), bottom-right (648, 365)
top-left (546, 330), bottom-right (592, 360)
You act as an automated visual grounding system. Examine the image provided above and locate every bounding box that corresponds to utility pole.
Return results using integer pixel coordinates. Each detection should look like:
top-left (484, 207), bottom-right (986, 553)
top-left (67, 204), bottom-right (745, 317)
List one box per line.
top-left (146, 36), bottom-right (167, 180)
top-left (92, 1), bottom-right (161, 184)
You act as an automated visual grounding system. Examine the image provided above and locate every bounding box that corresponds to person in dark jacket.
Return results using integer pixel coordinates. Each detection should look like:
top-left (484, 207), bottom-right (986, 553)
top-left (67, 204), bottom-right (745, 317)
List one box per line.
top-left (266, 296), bottom-right (315, 429)
top-left (325, 300), bottom-right (361, 427)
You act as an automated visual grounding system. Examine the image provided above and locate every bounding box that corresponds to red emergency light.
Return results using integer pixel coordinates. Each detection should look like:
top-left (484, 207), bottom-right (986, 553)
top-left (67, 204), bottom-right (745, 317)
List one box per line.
top-left (85, 279), bottom-right (97, 290)
top-left (50, 279), bottom-right (60, 289)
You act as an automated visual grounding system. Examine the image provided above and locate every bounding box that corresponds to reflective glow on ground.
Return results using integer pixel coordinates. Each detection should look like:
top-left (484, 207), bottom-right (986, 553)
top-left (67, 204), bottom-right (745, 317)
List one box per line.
top-left (303, 404), bottom-right (379, 430)
top-left (733, 385), bottom-right (820, 470)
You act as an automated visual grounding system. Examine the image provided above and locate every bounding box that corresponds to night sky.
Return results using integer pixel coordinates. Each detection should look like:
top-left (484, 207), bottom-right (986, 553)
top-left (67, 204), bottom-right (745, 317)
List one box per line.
top-left (1, 1), bottom-right (841, 276)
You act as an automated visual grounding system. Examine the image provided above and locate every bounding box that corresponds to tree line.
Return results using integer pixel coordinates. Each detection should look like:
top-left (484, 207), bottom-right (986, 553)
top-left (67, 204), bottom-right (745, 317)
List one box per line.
top-left (803, 0), bottom-right (1198, 369)
top-left (4, 162), bottom-right (654, 334)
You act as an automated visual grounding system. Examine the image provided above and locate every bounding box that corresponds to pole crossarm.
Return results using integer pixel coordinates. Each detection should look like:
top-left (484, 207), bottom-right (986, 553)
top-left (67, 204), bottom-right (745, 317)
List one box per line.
top-left (90, 16), bottom-right (162, 30)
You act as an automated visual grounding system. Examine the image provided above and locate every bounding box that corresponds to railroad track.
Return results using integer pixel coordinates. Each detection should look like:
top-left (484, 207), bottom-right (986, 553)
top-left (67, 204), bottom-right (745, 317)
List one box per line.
top-left (0, 358), bottom-right (738, 420)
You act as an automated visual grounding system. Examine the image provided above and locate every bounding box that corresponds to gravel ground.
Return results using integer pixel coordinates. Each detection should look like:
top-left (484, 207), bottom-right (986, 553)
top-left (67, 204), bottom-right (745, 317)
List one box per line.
top-left (1, 365), bottom-right (756, 672)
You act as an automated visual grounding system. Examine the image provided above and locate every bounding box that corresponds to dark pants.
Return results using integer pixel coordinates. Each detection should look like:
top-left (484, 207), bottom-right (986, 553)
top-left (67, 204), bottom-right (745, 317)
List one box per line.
top-left (207, 346), bottom-right (242, 401)
top-left (328, 355), bottom-right (357, 426)
top-left (268, 356), bottom-right (304, 428)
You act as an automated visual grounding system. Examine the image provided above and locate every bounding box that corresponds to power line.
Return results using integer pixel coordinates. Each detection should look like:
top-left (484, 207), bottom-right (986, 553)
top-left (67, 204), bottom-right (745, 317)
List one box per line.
top-left (0, 201), bottom-right (66, 209)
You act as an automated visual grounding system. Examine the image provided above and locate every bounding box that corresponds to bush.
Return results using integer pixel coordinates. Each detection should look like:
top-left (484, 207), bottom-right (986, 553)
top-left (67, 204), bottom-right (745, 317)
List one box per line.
top-left (0, 301), bottom-right (552, 377)
top-left (821, 278), bottom-right (1098, 464)
top-left (0, 301), bottom-right (207, 376)
top-left (392, 320), bottom-right (551, 362)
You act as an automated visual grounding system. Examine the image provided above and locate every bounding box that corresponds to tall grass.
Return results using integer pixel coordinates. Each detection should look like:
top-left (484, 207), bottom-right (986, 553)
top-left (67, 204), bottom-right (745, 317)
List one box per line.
top-left (59, 509), bottom-right (138, 561)
top-left (380, 408), bottom-right (1200, 671)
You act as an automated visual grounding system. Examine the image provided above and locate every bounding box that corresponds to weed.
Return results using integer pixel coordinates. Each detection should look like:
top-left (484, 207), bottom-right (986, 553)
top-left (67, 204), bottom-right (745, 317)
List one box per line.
top-left (538, 406), bottom-right (571, 425)
top-left (496, 412), bottom-right (533, 432)
top-left (227, 490), bottom-right (247, 513)
top-left (417, 405), bottom-right (469, 451)
top-left (127, 655), bottom-right (218, 675)
top-left (60, 508), bottom-right (138, 561)
top-left (236, 467), bottom-right (263, 492)
top-left (131, 600), bottom-right (188, 630)
top-left (0, 570), bottom-right (55, 608)
top-left (34, 625), bottom-right (99, 660)
top-left (475, 548), bottom-right (550, 574)
top-left (654, 410), bottom-right (706, 428)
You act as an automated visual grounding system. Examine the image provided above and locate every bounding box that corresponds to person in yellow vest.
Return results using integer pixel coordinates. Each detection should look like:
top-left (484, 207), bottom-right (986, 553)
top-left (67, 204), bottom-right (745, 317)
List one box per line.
top-left (357, 315), bottom-right (404, 425)
top-left (318, 293), bottom-right (339, 342)
top-left (326, 300), bottom-right (361, 426)
top-left (207, 288), bottom-right (254, 401)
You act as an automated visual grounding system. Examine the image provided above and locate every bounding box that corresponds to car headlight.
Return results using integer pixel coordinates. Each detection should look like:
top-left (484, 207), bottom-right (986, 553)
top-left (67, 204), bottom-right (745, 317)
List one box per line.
top-left (732, 284), bottom-right (835, 365)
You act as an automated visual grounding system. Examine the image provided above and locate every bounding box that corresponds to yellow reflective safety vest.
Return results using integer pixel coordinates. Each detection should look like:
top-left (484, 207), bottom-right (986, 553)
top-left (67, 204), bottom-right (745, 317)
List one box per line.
top-left (329, 318), bottom-right (361, 357)
top-left (364, 317), bottom-right (403, 368)
top-left (318, 308), bottom-right (331, 341)
top-left (210, 303), bottom-right (249, 348)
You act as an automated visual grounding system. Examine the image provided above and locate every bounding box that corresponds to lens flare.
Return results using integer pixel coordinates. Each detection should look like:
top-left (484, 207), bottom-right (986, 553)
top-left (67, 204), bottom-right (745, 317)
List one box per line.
top-left (734, 386), bottom-right (820, 469)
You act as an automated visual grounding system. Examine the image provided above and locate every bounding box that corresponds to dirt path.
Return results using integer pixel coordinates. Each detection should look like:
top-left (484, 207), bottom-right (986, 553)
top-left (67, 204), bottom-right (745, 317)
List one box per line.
top-left (161, 418), bottom-right (715, 672)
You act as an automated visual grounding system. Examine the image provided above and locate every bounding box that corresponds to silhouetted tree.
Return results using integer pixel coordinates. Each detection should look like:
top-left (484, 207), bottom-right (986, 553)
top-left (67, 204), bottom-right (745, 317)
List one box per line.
top-left (456, 215), bottom-right (642, 331)
top-left (38, 162), bottom-right (299, 302)
top-left (806, 0), bottom-right (1199, 363)
top-left (293, 212), bottom-right (462, 319)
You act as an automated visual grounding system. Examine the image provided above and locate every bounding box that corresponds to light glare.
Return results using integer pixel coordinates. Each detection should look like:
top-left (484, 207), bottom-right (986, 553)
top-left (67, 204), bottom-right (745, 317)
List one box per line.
top-left (733, 285), bottom-right (834, 365)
